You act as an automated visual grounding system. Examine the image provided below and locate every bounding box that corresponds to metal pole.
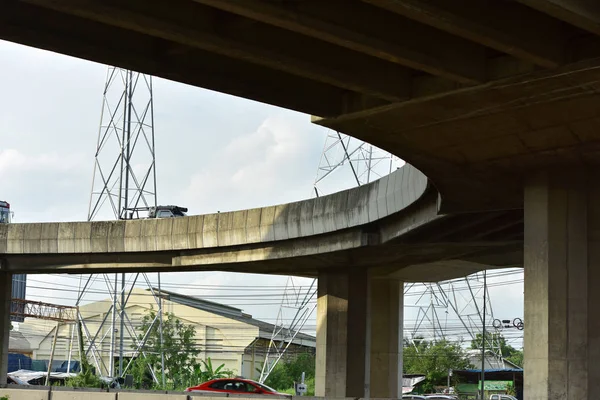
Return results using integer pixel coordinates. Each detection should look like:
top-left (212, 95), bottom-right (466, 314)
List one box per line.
top-left (480, 270), bottom-right (487, 400)
top-left (337, 132), bottom-right (361, 186)
top-left (366, 145), bottom-right (373, 183)
top-left (110, 274), bottom-right (118, 377)
top-left (66, 322), bottom-right (74, 374)
top-left (119, 273), bottom-right (125, 376)
top-left (158, 273), bottom-right (166, 388)
top-left (124, 70), bottom-right (133, 218)
top-left (117, 69), bottom-right (128, 217)
top-left (149, 75), bottom-right (157, 209)
top-left (45, 323), bottom-right (60, 386)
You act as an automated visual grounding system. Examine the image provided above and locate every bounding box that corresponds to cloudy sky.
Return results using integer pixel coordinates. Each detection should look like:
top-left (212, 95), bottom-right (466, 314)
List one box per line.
top-left (0, 40), bottom-right (523, 347)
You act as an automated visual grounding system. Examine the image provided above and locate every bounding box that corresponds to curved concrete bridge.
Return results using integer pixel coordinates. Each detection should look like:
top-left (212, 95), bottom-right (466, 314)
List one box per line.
top-left (0, 164), bottom-right (521, 280)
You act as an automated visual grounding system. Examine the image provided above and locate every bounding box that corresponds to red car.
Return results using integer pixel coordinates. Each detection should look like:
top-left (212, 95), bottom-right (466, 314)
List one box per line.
top-left (186, 378), bottom-right (288, 396)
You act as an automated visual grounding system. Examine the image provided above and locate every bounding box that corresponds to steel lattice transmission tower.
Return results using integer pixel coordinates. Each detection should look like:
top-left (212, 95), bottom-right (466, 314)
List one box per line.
top-left (404, 272), bottom-right (504, 365)
top-left (88, 68), bottom-right (157, 220)
top-left (312, 130), bottom-right (403, 197)
top-left (259, 278), bottom-right (317, 383)
top-left (259, 131), bottom-right (402, 383)
top-left (76, 67), bottom-right (165, 384)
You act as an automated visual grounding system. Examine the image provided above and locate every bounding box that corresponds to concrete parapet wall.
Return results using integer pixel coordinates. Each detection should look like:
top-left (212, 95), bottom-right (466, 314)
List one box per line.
top-left (0, 387), bottom-right (392, 400)
top-left (0, 165), bottom-right (428, 257)
top-left (118, 392), bottom-right (186, 400)
top-left (51, 389), bottom-right (116, 400)
top-left (0, 387), bottom-right (49, 400)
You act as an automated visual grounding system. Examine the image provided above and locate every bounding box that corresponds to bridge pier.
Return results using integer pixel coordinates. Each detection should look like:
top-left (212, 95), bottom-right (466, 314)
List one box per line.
top-left (0, 271), bottom-right (11, 385)
top-left (524, 170), bottom-right (600, 399)
top-left (315, 270), bottom-right (403, 398)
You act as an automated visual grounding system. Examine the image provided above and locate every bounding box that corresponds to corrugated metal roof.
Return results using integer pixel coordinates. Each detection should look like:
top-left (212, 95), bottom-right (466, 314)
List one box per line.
top-left (458, 368), bottom-right (523, 373)
top-left (152, 288), bottom-right (316, 344)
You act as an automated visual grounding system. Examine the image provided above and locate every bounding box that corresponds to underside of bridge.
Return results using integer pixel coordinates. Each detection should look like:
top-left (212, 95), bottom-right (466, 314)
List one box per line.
top-left (4, 1), bottom-right (600, 398)
top-left (4, 0), bottom-right (600, 213)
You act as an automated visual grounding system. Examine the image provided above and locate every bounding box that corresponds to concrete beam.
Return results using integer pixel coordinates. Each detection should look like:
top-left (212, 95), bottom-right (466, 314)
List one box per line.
top-left (0, 271), bottom-right (11, 385)
top-left (518, 0), bottom-right (600, 36)
top-left (0, 1), bottom-right (352, 118)
top-left (23, 0), bottom-right (409, 102)
top-left (364, 0), bottom-right (566, 68)
top-left (192, 0), bottom-right (487, 84)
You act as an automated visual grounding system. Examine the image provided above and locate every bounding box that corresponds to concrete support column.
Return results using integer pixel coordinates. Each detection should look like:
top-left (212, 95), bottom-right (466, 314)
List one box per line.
top-left (0, 271), bottom-right (12, 385)
top-left (316, 270), bottom-right (403, 398)
top-left (524, 170), bottom-right (600, 400)
top-left (316, 271), bottom-right (349, 397)
top-left (346, 269), bottom-right (370, 398)
top-left (370, 279), bottom-right (404, 398)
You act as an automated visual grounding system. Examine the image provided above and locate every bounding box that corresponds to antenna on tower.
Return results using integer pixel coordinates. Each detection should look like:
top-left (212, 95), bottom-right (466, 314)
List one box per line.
top-left (76, 67), bottom-right (165, 384)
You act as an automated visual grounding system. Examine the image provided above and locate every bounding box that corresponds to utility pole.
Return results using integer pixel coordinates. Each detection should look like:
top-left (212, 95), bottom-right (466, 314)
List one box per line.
top-left (480, 270), bottom-right (487, 400)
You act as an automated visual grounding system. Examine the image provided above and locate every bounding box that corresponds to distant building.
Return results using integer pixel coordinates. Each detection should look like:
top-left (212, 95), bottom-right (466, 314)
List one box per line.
top-left (17, 288), bottom-right (315, 378)
top-left (9, 330), bottom-right (32, 357)
top-left (465, 349), bottom-right (521, 370)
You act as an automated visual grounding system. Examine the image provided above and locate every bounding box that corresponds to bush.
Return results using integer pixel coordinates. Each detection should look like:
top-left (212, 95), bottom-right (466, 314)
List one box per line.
top-left (263, 353), bottom-right (315, 394)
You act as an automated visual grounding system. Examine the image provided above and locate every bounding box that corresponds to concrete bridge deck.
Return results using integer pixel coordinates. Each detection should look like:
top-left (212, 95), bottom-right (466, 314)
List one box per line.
top-left (0, 164), bottom-right (521, 280)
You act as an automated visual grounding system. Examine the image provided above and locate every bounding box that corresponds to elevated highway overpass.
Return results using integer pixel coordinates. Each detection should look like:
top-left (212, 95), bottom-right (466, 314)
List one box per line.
top-left (2, 1), bottom-right (600, 398)
top-left (0, 165), bottom-right (522, 279)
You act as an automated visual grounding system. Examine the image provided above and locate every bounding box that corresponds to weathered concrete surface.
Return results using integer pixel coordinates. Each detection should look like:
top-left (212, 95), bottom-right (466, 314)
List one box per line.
top-left (0, 164), bottom-right (520, 281)
top-left (51, 390), bottom-right (116, 400)
top-left (315, 272), bottom-right (349, 397)
top-left (0, 165), bottom-right (425, 257)
top-left (524, 169), bottom-right (600, 400)
top-left (117, 392), bottom-right (185, 400)
top-left (0, 387), bottom-right (49, 400)
top-left (0, 164), bottom-right (525, 281)
top-left (370, 279), bottom-right (403, 399)
top-left (315, 272), bottom-right (403, 398)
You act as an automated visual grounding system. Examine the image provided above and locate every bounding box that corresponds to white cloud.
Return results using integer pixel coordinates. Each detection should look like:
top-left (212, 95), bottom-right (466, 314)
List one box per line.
top-left (180, 112), bottom-right (324, 214)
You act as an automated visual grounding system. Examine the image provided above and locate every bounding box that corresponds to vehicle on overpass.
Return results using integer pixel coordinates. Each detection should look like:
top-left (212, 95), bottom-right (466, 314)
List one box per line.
top-left (147, 205), bottom-right (187, 219)
top-left (185, 377), bottom-right (288, 396)
top-left (0, 200), bottom-right (11, 223)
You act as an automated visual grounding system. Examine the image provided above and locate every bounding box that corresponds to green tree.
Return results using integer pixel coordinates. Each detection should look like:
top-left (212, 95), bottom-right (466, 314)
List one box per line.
top-left (506, 350), bottom-right (523, 367)
top-left (132, 312), bottom-right (234, 390)
top-left (470, 332), bottom-right (523, 367)
top-left (404, 338), bottom-right (472, 393)
top-left (134, 311), bottom-right (200, 389)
